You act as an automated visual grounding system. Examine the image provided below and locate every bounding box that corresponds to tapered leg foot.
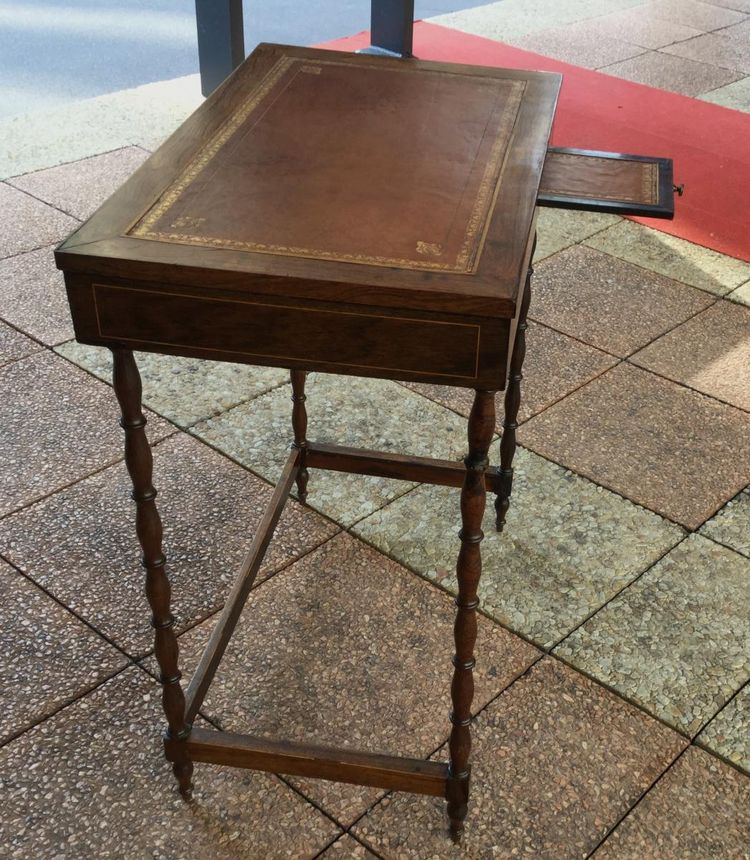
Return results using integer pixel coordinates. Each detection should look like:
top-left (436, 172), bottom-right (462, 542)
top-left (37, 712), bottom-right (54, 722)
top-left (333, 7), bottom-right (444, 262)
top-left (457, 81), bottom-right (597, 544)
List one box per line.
top-left (290, 370), bottom-right (309, 503)
top-left (173, 759), bottom-right (194, 800)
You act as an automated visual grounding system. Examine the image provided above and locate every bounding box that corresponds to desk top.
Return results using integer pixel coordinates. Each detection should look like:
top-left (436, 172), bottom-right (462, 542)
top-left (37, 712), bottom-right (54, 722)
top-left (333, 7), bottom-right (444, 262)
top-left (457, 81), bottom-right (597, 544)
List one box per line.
top-left (57, 43), bottom-right (560, 318)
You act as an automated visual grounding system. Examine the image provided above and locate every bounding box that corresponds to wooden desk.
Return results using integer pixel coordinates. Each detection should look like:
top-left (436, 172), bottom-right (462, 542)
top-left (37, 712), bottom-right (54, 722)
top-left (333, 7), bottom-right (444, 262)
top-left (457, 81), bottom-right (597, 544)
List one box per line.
top-left (56, 43), bottom-right (674, 841)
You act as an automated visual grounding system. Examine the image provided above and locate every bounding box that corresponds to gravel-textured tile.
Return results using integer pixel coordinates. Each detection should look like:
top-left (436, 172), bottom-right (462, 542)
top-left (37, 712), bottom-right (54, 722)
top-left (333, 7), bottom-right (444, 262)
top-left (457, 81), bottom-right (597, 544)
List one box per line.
top-left (631, 300), bottom-right (750, 410)
top-left (0, 350), bottom-right (171, 517)
top-left (0, 183), bottom-right (78, 259)
top-left (595, 747), bottom-right (750, 859)
top-left (727, 279), bottom-right (750, 306)
top-left (0, 668), bottom-right (339, 859)
top-left (699, 684), bottom-right (750, 773)
top-left (585, 221), bottom-right (750, 295)
top-left (0, 320), bottom-right (38, 366)
top-left (170, 532), bottom-right (539, 825)
top-left (515, 23), bottom-right (643, 68)
top-left (353, 446), bottom-right (683, 649)
top-left (534, 208), bottom-right (621, 263)
top-left (57, 341), bottom-right (288, 427)
top-left (699, 75), bottom-right (750, 112)
top-left (600, 50), bottom-right (743, 96)
top-left (0, 432), bottom-right (337, 657)
top-left (519, 363), bottom-right (750, 528)
top-left (0, 244), bottom-right (74, 344)
top-left (194, 373), bottom-right (473, 527)
top-left (319, 835), bottom-right (378, 858)
top-left (532, 246), bottom-right (714, 356)
top-left (8, 147), bottom-right (148, 220)
top-left (574, 8), bottom-right (703, 49)
top-left (708, 0), bottom-right (750, 13)
top-left (701, 485), bottom-right (750, 557)
top-left (0, 560), bottom-right (126, 745)
top-left (643, 0), bottom-right (747, 31)
top-left (663, 32), bottom-right (750, 75)
top-left (354, 658), bottom-right (685, 858)
top-left (557, 534), bottom-right (750, 735)
top-left (402, 321), bottom-right (616, 425)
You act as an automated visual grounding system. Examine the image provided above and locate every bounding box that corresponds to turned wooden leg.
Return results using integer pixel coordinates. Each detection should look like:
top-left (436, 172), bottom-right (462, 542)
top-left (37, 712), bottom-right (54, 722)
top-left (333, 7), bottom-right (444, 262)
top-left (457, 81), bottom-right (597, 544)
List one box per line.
top-left (495, 249), bottom-right (533, 532)
top-left (111, 348), bottom-right (193, 798)
top-left (447, 389), bottom-right (496, 841)
top-left (290, 369), bottom-right (309, 503)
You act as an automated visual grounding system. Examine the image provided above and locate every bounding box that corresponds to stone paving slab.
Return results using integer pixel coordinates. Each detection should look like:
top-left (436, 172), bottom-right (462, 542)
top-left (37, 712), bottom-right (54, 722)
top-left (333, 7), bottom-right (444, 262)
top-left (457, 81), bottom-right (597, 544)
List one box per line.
top-left (0, 320), bottom-right (39, 367)
top-left (194, 373), bottom-right (473, 528)
top-left (700, 485), bottom-right (750, 557)
top-left (0, 668), bottom-right (340, 859)
top-left (58, 341), bottom-right (289, 428)
top-left (594, 747), bottom-right (750, 859)
top-left (532, 245), bottom-right (715, 357)
top-left (631, 299), bottom-right (750, 411)
top-left (402, 320), bottom-right (616, 425)
top-left (585, 220), bottom-right (750, 295)
top-left (320, 835), bottom-right (378, 858)
top-left (519, 363), bottom-right (750, 529)
top-left (0, 350), bottom-right (172, 518)
top-left (663, 31), bottom-right (750, 75)
top-left (166, 532), bottom-right (539, 825)
top-left (571, 8), bottom-right (703, 49)
top-left (0, 183), bottom-right (78, 260)
top-left (0, 245), bottom-right (74, 345)
top-left (534, 208), bottom-right (621, 263)
top-left (643, 0), bottom-right (747, 31)
top-left (556, 534), bottom-right (750, 735)
top-left (514, 23), bottom-right (643, 69)
top-left (0, 432), bottom-right (337, 657)
top-left (7, 146), bottom-right (148, 221)
top-left (727, 279), bottom-right (750, 305)
top-left (0, 559), bottom-right (126, 746)
top-left (353, 658), bottom-right (685, 858)
top-left (353, 446), bottom-right (683, 649)
top-left (698, 683), bottom-right (750, 774)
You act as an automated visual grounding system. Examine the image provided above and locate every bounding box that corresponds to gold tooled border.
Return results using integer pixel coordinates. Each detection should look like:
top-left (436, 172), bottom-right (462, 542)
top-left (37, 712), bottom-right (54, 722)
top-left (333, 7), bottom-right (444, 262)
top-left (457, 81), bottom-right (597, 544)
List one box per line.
top-left (544, 153), bottom-right (659, 204)
top-left (128, 56), bottom-right (526, 274)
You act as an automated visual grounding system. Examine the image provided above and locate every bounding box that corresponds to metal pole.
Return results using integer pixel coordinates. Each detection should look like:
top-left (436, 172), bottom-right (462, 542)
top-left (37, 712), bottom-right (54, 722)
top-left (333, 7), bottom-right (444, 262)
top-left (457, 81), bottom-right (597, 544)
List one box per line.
top-left (366, 0), bottom-right (415, 57)
top-left (195, 0), bottom-right (245, 97)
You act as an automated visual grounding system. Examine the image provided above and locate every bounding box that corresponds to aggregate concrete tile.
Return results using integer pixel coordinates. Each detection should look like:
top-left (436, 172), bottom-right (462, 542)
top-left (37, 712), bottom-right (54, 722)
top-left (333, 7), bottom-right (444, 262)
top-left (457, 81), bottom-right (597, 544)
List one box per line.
top-left (0, 319), bottom-right (38, 366)
top-left (594, 747), bottom-right (750, 859)
top-left (0, 560), bottom-right (126, 746)
top-left (642, 0), bottom-right (747, 30)
top-left (572, 8), bottom-right (703, 49)
top-left (699, 684), bottom-right (750, 773)
top-left (57, 341), bottom-right (288, 428)
top-left (515, 23), bottom-right (643, 68)
top-left (353, 446), bottom-right (683, 649)
top-left (0, 244), bottom-right (74, 344)
top-left (556, 534), bottom-right (750, 735)
top-left (353, 658), bottom-right (685, 858)
top-left (599, 50), bottom-right (743, 96)
top-left (170, 532), bottom-right (540, 825)
top-left (402, 321), bottom-right (616, 425)
top-left (585, 220), bottom-right (750, 295)
top-left (631, 300), bottom-right (750, 410)
top-left (698, 73), bottom-right (750, 111)
top-left (727, 278), bottom-right (750, 305)
top-left (194, 373), bottom-right (473, 528)
top-left (0, 432), bottom-right (338, 657)
top-left (532, 246), bottom-right (714, 357)
top-left (662, 31), bottom-right (750, 74)
top-left (0, 667), bottom-right (340, 859)
top-left (7, 146), bottom-right (149, 221)
top-left (534, 208), bottom-right (621, 263)
top-left (708, 0), bottom-right (750, 13)
top-left (0, 350), bottom-right (172, 518)
top-left (700, 485), bottom-right (750, 557)
top-left (319, 835), bottom-right (378, 858)
top-left (519, 363), bottom-right (750, 528)
top-left (0, 182), bottom-right (78, 259)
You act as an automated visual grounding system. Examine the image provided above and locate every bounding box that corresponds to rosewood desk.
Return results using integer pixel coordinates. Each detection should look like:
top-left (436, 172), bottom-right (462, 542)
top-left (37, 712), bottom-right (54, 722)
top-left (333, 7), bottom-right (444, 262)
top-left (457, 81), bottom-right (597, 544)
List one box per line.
top-left (55, 43), bottom-right (675, 841)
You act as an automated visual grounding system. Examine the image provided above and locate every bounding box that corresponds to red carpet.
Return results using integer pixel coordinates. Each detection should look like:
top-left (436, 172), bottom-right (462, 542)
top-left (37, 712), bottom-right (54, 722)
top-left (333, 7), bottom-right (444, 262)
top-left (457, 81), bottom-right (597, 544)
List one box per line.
top-left (320, 22), bottom-right (750, 262)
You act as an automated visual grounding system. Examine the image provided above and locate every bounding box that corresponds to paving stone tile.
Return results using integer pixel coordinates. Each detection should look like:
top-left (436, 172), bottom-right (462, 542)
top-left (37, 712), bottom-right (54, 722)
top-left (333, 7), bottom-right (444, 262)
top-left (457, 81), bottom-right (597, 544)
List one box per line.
top-left (642, 0), bottom-right (747, 31)
top-left (402, 321), bottom-right (616, 425)
top-left (8, 146), bottom-right (148, 220)
top-left (57, 341), bottom-right (288, 428)
top-left (700, 485), bottom-right (750, 557)
top-left (572, 8), bottom-right (703, 49)
top-left (194, 373), bottom-right (472, 527)
top-left (353, 658), bottom-right (685, 858)
top-left (519, 363), bottom-right (750, 528)
top-left (699, 74), bottom-right (750, 110)
top-left (319, 835), bottom-right (378, 858)
top-left (595, 747), bottom-right (750, 859)
top-left (707, 0), bottom-right (750, 13)
top-left (631, 300), bottom-right (750, 410)
top-left (721, 16), bottom-right (750, 38)
top-left (0, 560), bottom-right (126, 746)
top-left (727, 279), bottom-right (750, 305)
top-left (699, 684), bottom-right (750, 773)
top-left (534, 208), bottom-right (621, 263)
top-left (599, 50), bottom-right (743, 96)
top-left (170, 532), bottom-right (539, 825)
top-left (532, 246), bottom-right (714, 357)
top-left (663, 31), bottom-right (750, 74)
top-left (0, 244), bottom-right (74, 344)
top-left (0, 320), bottom-right (38, 367)
top-left (515, 23), bottom-right (643, 68)
top-left (585, 220), bottom-right (750, 295)
top-left (557, 534), bottom-right (750, 735)
top-left (0, 667), bottom-right (339, 859)
top-left (0, 183), bottom-right (78, 259)
top-left (353, 446), bottom-right (683, 649)
top-left (0, 432), bottom-right (337, 657)
top-left (0, 350), bottom-right (171, 517)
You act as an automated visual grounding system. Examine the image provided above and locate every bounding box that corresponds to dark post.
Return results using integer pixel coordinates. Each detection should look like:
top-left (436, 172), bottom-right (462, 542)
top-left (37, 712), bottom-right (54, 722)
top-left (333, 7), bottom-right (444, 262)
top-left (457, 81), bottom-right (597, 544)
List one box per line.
top-left (368, 0), bottom-right (415, 57)
top-left (195, 0), bottom-right (245, 97)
